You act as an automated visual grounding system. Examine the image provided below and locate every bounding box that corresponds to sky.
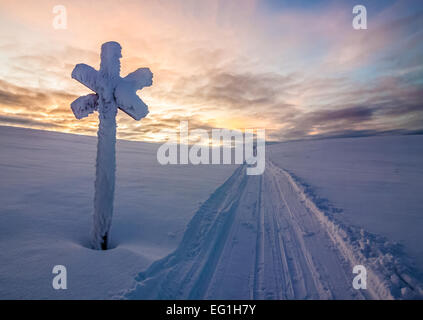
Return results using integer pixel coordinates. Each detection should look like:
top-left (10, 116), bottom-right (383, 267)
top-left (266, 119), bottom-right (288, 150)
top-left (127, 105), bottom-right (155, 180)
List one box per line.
top-left (0, 0), bottom-right (422, 142)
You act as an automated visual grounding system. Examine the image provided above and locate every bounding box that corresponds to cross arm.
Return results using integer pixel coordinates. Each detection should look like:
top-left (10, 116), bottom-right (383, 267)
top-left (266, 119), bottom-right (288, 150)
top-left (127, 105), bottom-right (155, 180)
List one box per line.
top-left (115, 68), bottom-right (153, 121)
top-left (123, 68), bottom-right (153, 90)
top-left (71, 64), bottom-right (100, 93)
top-left (115, 81), bottom-right (149, 121)
top-left (71, 94), bottom-right (98, 119)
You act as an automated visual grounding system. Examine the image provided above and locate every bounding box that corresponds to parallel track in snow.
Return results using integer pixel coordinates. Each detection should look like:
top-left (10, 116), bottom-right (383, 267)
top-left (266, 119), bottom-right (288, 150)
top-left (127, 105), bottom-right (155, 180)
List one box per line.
top-left (124, 161), bottom-right (421, 300)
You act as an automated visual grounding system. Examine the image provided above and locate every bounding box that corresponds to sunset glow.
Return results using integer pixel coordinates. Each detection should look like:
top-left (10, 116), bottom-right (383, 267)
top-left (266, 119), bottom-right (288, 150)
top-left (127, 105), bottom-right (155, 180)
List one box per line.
top-left (0, 0), bottom-right (422, 142)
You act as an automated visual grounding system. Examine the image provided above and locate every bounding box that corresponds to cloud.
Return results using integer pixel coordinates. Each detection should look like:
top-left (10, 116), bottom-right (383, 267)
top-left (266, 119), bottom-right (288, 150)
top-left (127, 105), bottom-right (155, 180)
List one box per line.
top-left (0, 0), bottom-right (422, 142)
top-left (307, 106), bottom-right (374, 123)
top-left (0, 114), bottom-right (61, 128)
top-left (0, 79), bottom-right (77, 112)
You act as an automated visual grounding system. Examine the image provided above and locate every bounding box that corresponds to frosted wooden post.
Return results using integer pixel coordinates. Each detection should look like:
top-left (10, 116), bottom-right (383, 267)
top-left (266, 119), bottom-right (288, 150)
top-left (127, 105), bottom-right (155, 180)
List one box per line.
top-left (70, 41), bottom-right (153, 250)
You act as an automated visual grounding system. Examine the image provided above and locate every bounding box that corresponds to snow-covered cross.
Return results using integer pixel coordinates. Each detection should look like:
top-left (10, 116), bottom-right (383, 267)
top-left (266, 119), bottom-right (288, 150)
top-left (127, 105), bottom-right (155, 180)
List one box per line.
top-left (70, 41), bottom-right (153, 250)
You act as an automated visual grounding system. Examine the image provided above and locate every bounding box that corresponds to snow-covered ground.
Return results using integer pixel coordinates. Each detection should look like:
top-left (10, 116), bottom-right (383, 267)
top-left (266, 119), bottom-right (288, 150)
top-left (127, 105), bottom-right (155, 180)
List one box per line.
top-left (124, 135), bottom-right (423, 300)
top-left (1, 126), bottom-right (422, 299)
top-left (0, 126), bottom-right (236, 299)
top-left (124, 161), bottom-right (423, 300)
top-left (268, 135), bottom-right (423, 277)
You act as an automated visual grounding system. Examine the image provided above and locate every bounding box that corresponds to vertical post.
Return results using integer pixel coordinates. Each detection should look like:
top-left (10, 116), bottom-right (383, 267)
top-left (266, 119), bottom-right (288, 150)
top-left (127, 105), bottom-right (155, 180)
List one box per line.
top-left (70, 42), bottom-right (152, 251)
top-left (91, 42), bottom-right (121, 250)
top-left (92, 112), bottom-right (117, 250)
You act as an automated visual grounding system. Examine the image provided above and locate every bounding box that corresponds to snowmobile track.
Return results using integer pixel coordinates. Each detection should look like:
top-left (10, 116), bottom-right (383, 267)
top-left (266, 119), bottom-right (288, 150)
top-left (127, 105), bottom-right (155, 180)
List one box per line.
top-left (124, 161), bottom-right (422, 300)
